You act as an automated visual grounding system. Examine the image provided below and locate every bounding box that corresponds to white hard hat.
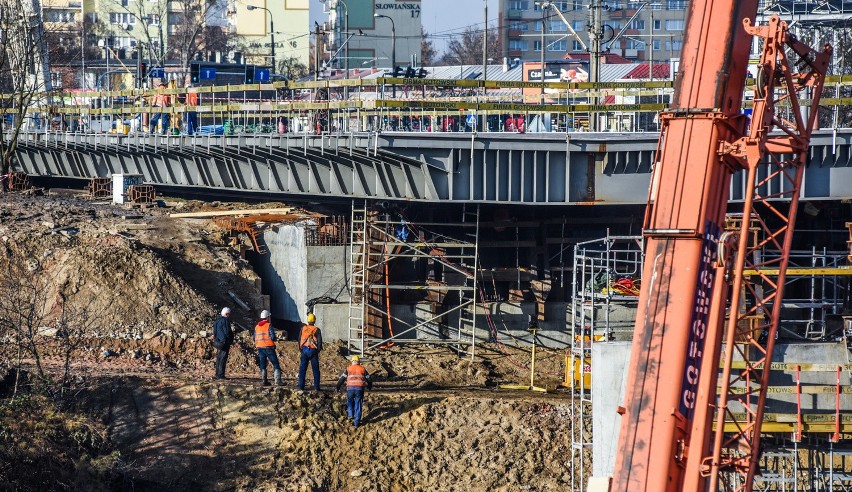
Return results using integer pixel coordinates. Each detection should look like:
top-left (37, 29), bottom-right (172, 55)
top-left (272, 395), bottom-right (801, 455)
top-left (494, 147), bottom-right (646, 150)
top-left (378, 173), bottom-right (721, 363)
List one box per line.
top-left (260, 309), bottom-right (271, 319)
top-left (221, 307), bottom-right (232, 316)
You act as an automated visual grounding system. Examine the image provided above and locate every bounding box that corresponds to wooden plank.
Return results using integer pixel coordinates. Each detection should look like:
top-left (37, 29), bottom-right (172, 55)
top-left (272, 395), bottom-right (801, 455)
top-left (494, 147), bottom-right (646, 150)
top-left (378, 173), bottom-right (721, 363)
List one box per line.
top-left (169, 208), bottom-right (295, 218)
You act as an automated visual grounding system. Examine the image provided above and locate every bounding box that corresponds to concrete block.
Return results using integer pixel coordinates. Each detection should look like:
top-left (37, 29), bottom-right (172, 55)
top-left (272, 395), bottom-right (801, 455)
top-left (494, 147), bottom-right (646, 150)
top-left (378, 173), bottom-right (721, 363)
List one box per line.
top-left (313, 303), bottom-right (349, 342)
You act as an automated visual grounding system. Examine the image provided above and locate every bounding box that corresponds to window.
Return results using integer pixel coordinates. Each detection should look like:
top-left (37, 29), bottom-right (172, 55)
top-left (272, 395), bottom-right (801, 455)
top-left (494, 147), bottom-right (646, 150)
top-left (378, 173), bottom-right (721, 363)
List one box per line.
top-left (572, 20), bottom-right (584, 31)
top-left (629, 19), bottom-right (645, 30)
top-left (548, 39), bottom-right (567, 51)
top-left (510, 21), bottom-right (529, 31)
top-left (148, 14), bottom-right (160, 25)
top-left (652, 39), bottom-right (661, 50)
top-left (509, 39), bottom-right (529, 51)
top-left (550, 20), bottom-right (566, 32)
top-left (120, 0), bottom-right (128, 6)
top-left (665, 19), bottom-right (684, 30)
top-left (653, 19), bottom-right (661, 30)
top-left (625, 39), bottom-right (645, 50)
top-left (533, 40), bottom-right (542, 51)
top-left (533, 20), bottom-right (542, 31)
top-left (509, 0), bottom-right (529, 9)
top-left (666, 0), bottom-right (687, 9)
top-left (666, 39), bottom-right (683, 51)
top-left (572, 40), bottom-right (584, 51)
top-left (109, 12), bottom-right (136, 25)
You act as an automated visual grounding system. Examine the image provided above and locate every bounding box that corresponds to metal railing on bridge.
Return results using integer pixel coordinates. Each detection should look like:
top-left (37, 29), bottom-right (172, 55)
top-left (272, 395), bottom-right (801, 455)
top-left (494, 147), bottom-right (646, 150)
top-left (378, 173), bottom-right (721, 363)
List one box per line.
top-left (6, 75), bottom-right (852, 136)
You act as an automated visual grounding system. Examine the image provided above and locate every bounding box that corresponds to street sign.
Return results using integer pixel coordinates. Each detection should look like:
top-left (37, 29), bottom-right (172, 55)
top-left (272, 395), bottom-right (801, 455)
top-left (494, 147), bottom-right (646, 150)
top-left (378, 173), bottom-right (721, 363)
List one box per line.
top-left (200, 67), bottom-right (216, 80)
top-left (466, 114), bottom-right (477, 127)
top-left (149, 67), bottom-right (165, 79)
top-left (254, 68), bottom-right (270, 82)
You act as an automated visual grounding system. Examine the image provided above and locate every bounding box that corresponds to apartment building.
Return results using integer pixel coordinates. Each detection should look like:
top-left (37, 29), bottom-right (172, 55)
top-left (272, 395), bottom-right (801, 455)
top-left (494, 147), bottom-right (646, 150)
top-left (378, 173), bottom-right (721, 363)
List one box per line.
top-left (231, 0), bottom-right (310, 70)
top-left (500, 0), bottom-right (688, 66)
top-left (326, 0), bottom-right (423, 73)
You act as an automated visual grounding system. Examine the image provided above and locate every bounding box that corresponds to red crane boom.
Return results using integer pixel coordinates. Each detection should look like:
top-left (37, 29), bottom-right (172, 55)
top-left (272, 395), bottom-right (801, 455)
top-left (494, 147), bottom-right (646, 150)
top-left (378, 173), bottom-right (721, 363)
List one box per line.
top-left (609, 0), bottom-right (830, 490)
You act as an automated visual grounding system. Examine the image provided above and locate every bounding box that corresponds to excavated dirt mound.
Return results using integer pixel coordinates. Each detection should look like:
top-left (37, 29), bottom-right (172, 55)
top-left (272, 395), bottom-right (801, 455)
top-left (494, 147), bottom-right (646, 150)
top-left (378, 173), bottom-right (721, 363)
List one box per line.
top-left (73, 375), bottom-right (576, 492)
top-left (0, 192), bottom-right (579, 491)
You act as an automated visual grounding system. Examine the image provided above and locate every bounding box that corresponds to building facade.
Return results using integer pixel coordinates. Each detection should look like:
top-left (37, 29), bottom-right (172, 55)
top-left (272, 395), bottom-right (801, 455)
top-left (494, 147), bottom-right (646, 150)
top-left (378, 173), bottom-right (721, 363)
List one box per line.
top-left (231, 0), bottom-right (310, 71)
top-left (500, 0), bottom-right (688, 67)
top-left (327, 0), bottom-right (423, 73)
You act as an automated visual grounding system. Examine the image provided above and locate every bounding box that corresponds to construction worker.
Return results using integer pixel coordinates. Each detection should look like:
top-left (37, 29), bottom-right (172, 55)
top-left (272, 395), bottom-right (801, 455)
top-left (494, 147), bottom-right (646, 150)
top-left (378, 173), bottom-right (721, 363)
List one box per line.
top-left (297, 312), bottom-right (323, 391)
top-left (149, 83), bottom-right (170, 134)
top-left (212, 307), bottom-right (234, 380)
top-left (183, 83), bottom-right (199, 135)
top-left (336, 355), bottom-right (372, 428)
top-left (254, 310), bottom-right (282, 386)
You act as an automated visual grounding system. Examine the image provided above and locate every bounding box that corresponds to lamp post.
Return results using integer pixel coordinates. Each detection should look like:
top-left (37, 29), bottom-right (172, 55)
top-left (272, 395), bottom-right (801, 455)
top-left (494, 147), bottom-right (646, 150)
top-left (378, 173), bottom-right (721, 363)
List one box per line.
top-left (374, 14), bottom-right (395, 73)
top-left (247, 5), bottom-right (275, 71)
top-left (374, 13), bottom-right (395, 97)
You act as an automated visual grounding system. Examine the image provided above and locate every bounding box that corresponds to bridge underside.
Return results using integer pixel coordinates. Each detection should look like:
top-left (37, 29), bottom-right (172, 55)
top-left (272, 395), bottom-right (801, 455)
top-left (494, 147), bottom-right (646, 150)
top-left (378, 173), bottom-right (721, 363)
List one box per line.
top-left (12, 131), bottom-right (852, 204)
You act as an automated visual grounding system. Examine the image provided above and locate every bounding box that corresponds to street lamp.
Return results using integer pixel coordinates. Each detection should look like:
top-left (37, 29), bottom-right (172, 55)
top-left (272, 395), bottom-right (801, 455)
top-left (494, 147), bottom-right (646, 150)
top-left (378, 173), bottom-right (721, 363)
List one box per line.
top-left (336, 0), bottom-right (349, 75)
top-left (247, 5), bottom-right (275, 71)
top-left (373, 13), bottom-right (395, 73)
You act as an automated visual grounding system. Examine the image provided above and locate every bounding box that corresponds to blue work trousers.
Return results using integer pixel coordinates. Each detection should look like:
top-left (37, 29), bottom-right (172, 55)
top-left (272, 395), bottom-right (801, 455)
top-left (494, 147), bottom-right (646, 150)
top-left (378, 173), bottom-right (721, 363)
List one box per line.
top-left (257, 347), bottom-right (280, 371)
top-left (347, 388), bottom-right (365, 426)
top-left (298, 351), bottom-right (320, 390)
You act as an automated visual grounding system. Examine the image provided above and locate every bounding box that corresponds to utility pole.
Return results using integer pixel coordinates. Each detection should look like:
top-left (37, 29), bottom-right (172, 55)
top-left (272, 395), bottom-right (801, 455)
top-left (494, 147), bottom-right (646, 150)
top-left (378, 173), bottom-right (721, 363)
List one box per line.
top-left (482, 0), bottom-right (487, 98)
top-left (589, 0), bottom-right (602, 131)
top-left (314, 23), bottom-right (322, 81)
top-left (649, 4), bottom-right (654, 81)
top-left (540, 3), bottom-right (546, 104)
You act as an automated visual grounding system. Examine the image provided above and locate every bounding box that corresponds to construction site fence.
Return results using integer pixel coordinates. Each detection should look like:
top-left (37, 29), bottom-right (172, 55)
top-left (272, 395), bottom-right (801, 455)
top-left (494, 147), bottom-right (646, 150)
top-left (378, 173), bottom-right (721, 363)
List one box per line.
top-left (6, 76), bottom-right (852, 134)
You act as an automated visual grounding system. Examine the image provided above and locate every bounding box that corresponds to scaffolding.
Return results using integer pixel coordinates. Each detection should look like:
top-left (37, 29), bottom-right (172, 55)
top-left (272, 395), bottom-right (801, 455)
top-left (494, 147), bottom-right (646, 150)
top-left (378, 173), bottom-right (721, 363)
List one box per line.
top-left (347, 200), bottom-right (480, 356)
top-left (569, 234), bottom-right (643, 492)
top-left (752, 248), bottom-right (852, 341)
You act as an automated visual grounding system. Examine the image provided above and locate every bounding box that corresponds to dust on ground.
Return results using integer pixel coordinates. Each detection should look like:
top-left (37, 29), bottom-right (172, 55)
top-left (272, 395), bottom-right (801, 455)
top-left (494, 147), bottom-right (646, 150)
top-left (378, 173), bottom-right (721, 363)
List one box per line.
top-left (0, 191), bottom-right (580, 491)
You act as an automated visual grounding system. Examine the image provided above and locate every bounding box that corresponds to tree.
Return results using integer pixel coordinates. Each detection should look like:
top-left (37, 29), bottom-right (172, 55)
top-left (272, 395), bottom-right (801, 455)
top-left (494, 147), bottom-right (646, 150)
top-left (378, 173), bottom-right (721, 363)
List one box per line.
top-left (167, 0), bottom-right (221, 69)
top-left (103, 0), bottom-right (170, 67)
top-left (278, 56), bottom-right (309, 80)
top-left (421, 29), bottom-right (437, 66)
top-left (440, 26), bottom-right (501, 66)
top-left (0, 0), bottom-right (54, 179)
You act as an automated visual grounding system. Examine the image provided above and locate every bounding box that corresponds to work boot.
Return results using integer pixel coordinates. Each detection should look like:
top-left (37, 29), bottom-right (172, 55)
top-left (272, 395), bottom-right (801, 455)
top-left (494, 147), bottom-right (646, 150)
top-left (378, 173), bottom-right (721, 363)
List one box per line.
top-left (274, 369), bottom-right (282, 386)
top-left (261, 369), bottom-right (270, 387)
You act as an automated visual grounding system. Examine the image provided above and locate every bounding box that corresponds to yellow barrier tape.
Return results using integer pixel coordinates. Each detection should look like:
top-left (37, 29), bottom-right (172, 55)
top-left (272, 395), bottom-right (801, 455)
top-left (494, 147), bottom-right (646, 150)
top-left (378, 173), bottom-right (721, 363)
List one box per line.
top-left (727, 361), bottom-right (852, 371)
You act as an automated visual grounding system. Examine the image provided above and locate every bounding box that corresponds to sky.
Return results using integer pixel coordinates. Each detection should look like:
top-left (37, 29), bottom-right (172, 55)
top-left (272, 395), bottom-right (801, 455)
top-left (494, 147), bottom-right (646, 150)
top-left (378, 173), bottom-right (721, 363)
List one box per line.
top-left (309, 0), bottom-right (499, 53)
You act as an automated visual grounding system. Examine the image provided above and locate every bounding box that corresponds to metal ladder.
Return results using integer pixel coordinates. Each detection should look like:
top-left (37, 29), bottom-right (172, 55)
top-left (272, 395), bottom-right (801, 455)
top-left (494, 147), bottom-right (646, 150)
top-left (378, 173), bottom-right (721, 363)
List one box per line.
top-left (457, 204), bottom-right (480, 359)
top-left (347, 200), bottom-right (368, 355)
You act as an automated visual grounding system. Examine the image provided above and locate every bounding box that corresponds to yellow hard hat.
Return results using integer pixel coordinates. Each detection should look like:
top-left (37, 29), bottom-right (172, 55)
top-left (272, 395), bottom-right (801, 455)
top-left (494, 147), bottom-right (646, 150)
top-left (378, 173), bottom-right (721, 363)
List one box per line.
top-left (306, 313), bottom-right (316, 323)
top-left (351, 355), bottom-right (360, 362)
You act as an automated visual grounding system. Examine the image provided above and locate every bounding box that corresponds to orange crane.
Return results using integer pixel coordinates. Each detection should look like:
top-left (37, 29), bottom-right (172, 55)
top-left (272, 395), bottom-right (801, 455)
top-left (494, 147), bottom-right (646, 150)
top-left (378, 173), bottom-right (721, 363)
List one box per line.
top-left (608, 1), bottom-right (830, 491)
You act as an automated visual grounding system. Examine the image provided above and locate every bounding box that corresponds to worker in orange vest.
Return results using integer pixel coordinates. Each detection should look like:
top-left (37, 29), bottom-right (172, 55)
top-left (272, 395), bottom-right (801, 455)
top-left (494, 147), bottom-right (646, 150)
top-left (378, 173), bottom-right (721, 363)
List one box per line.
top-left (149, 82), bottom-right (171, 134)
top-left (336, 355), bottom-right (372, 428)
top-left (183, 82), bottom-right (199, 135)
top-left (254, 310), bottom-right (281, 386)
top-left (297, 312), bottom-right (323, 391)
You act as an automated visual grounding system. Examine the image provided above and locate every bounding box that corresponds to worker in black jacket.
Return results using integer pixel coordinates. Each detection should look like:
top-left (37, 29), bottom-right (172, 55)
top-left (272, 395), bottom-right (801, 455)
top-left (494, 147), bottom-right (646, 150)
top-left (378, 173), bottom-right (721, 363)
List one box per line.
top-left (212, 307), bottom-right (234, 379)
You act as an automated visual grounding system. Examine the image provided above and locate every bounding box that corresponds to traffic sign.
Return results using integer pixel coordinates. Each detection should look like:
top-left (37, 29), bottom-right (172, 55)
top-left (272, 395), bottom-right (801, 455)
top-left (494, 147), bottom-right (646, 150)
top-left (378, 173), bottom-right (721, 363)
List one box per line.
top-left (200, 67), bottom-right (216, 80)
top-left (254, 68), bottom-right (270, 82)
top-left (466, 114), bottom-right (477, 127)
top-left (149, 67), bottom-right (165, 79)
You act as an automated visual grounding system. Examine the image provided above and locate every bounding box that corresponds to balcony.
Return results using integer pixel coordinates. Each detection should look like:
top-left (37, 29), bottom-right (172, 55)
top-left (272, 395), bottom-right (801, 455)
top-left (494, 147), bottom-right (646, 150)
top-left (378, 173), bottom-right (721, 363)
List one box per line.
top-left (507, 9), bottom-right (523, 19)
top-left (508, 29), bottom-right (521, 37)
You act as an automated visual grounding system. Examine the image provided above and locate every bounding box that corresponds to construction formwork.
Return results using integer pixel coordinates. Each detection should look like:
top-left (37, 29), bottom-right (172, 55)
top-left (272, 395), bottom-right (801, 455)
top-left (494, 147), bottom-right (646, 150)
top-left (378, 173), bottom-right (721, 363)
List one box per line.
top-left (569, 234), bottom-right (643, 492)
top-left (347, 200), bottom-right (479, 356)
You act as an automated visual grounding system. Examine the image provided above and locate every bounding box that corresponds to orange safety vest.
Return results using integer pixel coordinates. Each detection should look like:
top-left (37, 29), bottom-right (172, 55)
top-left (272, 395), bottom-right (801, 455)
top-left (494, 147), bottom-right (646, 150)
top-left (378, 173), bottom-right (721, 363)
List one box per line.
top-left (300, 324), bottom-right (318, 349)
top-left (346, 364), bottom-right (367, 388)
top-left (186, 92), bottom-right (199, 106)
top-left (254, 319), bottom-right (274, 348)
